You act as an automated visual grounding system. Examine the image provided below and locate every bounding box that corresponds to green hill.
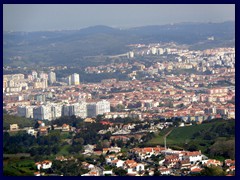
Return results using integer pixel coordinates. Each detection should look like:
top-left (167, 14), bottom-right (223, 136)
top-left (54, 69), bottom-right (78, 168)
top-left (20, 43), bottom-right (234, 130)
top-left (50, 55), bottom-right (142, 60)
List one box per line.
top-left (3, 114), bottom-right (35, 130)
top-left (146, 119), bottom-right (235, 159)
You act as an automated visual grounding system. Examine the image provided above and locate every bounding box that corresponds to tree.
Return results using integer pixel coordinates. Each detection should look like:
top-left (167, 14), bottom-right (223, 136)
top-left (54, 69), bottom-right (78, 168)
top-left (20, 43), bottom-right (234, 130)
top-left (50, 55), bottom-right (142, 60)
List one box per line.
top-left (200, 166), bottom-right (226, 176)
top-left (153, 169), bottom-right (160, 176)
top-left (113, 167), bottom-right (127, 176)
top-left (188, 144), bottom-right (198, 151)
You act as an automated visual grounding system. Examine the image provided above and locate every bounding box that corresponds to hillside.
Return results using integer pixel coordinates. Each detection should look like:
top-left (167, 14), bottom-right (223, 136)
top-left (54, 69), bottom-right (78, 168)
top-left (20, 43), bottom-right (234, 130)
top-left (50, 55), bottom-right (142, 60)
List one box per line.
top-left (3, 113), bottom-right (50, 130)
top-left (3, 21), bottom-right (235, 67)
top-left (146, 119), bottom-right (235, 159)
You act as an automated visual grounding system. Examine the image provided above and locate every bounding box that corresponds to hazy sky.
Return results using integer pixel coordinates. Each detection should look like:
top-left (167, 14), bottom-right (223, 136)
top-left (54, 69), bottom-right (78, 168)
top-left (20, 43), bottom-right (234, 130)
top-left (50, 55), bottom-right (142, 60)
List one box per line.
top-left (3, 4), bottom-right (235, 32)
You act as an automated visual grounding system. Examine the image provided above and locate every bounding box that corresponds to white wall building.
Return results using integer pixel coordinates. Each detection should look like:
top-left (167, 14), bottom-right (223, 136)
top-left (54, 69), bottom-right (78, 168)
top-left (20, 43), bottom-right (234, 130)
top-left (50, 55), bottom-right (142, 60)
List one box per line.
top-left (17, 105), bottom-right (34, 118)
top-left (87, 100), bottom-right (110, 117)
top-left (51, 104), bottom-right (62, 120)
top-left (33, 105), bottom-right (52, 120)
top-left (48, 71), bottom-right (56, 85)
top-left (71, 73), bottom-right (80, 85)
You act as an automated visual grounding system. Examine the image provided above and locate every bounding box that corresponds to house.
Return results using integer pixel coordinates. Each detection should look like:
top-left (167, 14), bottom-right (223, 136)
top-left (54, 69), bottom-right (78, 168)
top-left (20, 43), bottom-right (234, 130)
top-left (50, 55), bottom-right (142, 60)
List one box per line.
top-left (81, 170), bottom-right (99, 176)
top-left (55, 156), bottom-right (68, 161)
top-left (103, 170), bottom-right (113, 176)
top-left (105, 154), bottom-right (117, 164)
top-left (27, 128), bottom-right (37, 137)
top-left (35, 160), bottom-right (52, 170)
top-left (202, 159), bottom-right (222, 167)
top-left (131, 146), bottom-right (165, 160)
top-left (182, 151), bottom-right (202, 164)
top-left (105, 146), bottom-right (121, 154)
top-left (164, 155), bottom-right (179, 168)
top-left (124, 160), bottom-right (145, 174)
top-left (228, 166), bottom-right (235, 172)
top-left (93, 151), bottom-right (102, 155)
top-left (10, 124), bottom-right (19, 131)
top-left (180, 159), bottom-right (191, 169)
top-left (62, 124), bottom-right (70, 132)
top-left (158, 166), bottom-right (171, 175)
top-left (111, 159), bottom-right (125, 168)
top-left (39, 127), bottom-right (48, 136)
top-left (225, 159), bottom-right (235, 167)
top-left (84, 118), bottom-right (96, 123)
top-left (34, 172), bottom-right (41, 176)
top-left (81, 162), bottom-right (95, 170)
top-left (190, 166), bottom-right (202, 174)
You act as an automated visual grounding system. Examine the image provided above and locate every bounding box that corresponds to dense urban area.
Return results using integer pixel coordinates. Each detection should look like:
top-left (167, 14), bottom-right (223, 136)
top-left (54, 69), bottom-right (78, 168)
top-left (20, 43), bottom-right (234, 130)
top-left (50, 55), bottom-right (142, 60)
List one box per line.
top-left (3, 43), bottom-right (235, 176)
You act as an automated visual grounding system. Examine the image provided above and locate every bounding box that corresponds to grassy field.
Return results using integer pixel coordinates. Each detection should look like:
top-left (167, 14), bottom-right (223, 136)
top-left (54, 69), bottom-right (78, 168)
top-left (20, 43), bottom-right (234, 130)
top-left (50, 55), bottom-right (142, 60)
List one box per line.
top-left (146, 120), bottom-right (234, 150)
top-left (57, 145), bottom-right (71, 156)
top-left (3, 157), bottom-right (36, 176)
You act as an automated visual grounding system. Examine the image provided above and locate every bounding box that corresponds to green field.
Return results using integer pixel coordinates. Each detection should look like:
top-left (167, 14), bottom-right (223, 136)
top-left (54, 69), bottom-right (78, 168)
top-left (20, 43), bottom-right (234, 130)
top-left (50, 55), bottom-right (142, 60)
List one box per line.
top-left (3, 157), bottom-right (36, 176)
top-left (146, 120), bottom-right (235, 153)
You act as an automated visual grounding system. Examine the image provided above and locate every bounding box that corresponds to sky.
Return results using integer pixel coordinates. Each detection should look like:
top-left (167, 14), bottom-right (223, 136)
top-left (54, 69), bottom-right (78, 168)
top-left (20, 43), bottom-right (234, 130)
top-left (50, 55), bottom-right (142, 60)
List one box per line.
top-left (3, 4), bottom-right (235, 32)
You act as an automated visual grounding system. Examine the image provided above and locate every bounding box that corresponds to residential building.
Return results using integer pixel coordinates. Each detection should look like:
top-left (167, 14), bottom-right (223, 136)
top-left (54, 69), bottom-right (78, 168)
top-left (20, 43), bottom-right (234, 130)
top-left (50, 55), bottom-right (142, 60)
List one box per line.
top-left (71, 73), bottom-right (80, 85)
top-left (48, 71), bottom-right (56, 85)
top-left (17, 105), bottom-right (34, 118)
top-left (87, 100), bottom-right (110, 117)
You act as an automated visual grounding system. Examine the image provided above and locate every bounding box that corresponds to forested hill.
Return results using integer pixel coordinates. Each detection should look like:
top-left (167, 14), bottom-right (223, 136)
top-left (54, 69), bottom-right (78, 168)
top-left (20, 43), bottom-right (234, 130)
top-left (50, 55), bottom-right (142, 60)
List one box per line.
top-left (3, 21), bottom-right (234, 67)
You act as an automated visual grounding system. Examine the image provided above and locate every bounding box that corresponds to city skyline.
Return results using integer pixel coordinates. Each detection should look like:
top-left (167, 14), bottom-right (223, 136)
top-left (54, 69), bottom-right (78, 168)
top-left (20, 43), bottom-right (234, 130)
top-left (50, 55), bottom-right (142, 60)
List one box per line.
top-left (3, 4), bottom-right (235, 32)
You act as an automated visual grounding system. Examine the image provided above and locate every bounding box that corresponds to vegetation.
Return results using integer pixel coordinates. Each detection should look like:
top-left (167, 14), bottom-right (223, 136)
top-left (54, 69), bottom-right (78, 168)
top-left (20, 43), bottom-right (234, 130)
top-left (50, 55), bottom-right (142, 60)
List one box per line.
top-left (4, 22), bottom-right (234, 67)
top-left (200, 166), bottom-right (226, 176)
top-left (146, 119), bottom-right (235, 159)
top-left (3, 113), bottom-right (35, 130)
top-left (3, 157), bottom-right (36, 176)
top-left (3, 113), bottom-right (235, 176)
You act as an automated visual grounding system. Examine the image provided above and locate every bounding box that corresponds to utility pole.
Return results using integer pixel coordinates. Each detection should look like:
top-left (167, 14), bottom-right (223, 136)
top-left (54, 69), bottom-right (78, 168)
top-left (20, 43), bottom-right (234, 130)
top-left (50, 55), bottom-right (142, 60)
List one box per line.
top-left (164, 136), bottom-right (167, 150)
top-left (164, 129), bottom-right (173, 150)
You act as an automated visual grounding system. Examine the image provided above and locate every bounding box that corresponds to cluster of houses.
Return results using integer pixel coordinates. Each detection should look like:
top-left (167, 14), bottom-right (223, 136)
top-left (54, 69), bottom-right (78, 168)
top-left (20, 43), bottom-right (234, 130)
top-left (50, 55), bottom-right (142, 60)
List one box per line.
top-left (33, 145), bottom-right (235, 176)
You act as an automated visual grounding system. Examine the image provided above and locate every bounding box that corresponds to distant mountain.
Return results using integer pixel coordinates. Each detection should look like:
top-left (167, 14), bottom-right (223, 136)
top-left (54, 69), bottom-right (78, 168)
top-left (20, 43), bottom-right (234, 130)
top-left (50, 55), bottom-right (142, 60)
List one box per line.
top-left (3, 21), bottom-right (235, 67)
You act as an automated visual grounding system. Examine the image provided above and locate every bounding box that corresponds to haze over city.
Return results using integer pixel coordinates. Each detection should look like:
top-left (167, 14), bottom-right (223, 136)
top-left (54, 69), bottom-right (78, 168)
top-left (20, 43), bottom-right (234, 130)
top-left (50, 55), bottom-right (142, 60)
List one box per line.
top-left (3, 4), bottom-right (235, 32)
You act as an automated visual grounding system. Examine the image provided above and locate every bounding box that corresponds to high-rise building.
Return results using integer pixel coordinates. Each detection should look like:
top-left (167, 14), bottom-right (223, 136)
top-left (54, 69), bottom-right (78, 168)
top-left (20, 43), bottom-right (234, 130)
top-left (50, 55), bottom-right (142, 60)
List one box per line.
top-left (71, 102), bottom-right (87, 118)
top-left (48, 71), bottom-right (56, 85)
top-left (39, 71), bottom-right (48, 80)
top-left (71, 73), bottom-right (80, 85)
top-left (62, 104), bottom-right (71, 116)
top-left (32, 71), bottom-right (38, 79)
top-left (62, 102), bottom-right (87, 118)
top-left (151, 47), bottom-right (157, 55)
top-left (17, 105), bottom-right (34, 118)
top-left (51, 104), bottom-right (62, 120)
top-left (41, 78), bottom-right (48, 89)
top-left (87, 100), bottom-right (110, 117)
top-left (127, 51), bottom-right (134, 58)
top-left (33, 105), bottom-right (52, 120)
top-left (158, 48), bottom-right (164, 55)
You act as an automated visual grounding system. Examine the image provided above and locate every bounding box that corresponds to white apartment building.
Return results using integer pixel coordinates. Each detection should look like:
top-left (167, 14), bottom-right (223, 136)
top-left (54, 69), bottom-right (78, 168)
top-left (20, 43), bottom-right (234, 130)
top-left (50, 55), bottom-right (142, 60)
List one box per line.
top-left (48, 71), bottom-right (56, 85)
top-left (87, 100), bottom-right (110, 117)
top-left (62, 104), bottom-right (71, 116)
top-left (51, 104), bottom-right (62, 120)
top-left (70, 102), bottom-right (87, 118)
top-left (17, 105), bottom-right (34, 118)
top-left (62, 102), bottom-right (87, 118)
top-left (33, 105), bottom-right (52, 120)
top-left (71, 73), bottom-right (80, 85)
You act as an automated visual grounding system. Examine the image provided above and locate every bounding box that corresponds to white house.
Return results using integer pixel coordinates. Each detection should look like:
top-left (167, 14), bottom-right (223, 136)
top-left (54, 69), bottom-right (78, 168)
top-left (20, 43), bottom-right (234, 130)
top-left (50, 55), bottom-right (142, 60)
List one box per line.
top-left (27, 128), bottom-right (36, 136)
top-left (111, 159), bottom-right (125, 168)
top-left (103, 170), bottom-right (113, 176)
top-left (105, 154), bottom-right (117, 164)
top-left (159, 167), bottom-right (171, 175)
top-left (35, 160), bottom-right (52, 170)
top-left (182, 151), bottom-right (202, 164)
